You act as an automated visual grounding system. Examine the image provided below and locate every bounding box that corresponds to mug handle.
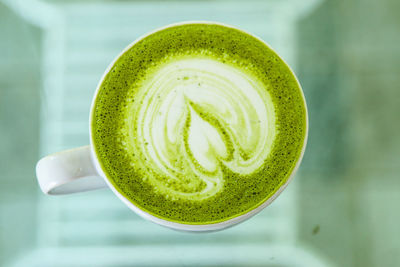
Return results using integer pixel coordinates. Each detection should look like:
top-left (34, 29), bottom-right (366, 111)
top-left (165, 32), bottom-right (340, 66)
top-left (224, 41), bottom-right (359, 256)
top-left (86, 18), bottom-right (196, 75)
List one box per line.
top-left (36, 146), bottom-right (108, 195)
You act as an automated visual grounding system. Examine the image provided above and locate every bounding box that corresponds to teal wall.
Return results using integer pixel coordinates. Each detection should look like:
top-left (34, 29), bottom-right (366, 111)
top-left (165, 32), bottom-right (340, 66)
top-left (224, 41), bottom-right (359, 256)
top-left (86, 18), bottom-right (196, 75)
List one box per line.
top-left (298, 0), bottom-right (400, 266)
top-left (0, 3), bottom-right (41, 264)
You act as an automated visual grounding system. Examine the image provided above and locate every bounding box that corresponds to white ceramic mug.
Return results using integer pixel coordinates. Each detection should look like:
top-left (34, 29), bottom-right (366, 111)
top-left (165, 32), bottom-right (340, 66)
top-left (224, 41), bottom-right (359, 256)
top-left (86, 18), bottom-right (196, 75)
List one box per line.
top-left (36, 21), bottom-right (308, 232)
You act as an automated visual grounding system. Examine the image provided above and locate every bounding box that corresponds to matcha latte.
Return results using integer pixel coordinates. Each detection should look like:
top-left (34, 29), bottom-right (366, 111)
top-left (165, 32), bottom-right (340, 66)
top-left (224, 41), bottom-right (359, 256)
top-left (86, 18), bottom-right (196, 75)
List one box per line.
top-left (91, 23), bottom-right (307, 224)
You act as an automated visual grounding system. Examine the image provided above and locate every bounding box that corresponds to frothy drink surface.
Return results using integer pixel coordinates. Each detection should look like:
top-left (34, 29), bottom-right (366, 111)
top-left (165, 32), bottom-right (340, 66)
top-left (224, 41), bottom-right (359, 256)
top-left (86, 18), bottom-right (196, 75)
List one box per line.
top-left (92, 23), bottom-right (306, 224)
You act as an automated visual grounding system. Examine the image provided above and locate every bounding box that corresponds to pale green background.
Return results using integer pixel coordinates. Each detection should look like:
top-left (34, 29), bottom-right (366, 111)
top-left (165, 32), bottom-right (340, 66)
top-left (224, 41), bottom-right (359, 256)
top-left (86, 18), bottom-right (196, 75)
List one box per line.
top-left (0, 0), bottom-right (399, 266)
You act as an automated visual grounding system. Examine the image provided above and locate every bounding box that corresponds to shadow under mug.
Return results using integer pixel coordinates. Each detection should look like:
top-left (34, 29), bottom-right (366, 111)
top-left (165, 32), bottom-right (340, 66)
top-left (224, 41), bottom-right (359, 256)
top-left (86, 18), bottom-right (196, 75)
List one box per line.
top-left (36, 21), bottom-right (308, 232)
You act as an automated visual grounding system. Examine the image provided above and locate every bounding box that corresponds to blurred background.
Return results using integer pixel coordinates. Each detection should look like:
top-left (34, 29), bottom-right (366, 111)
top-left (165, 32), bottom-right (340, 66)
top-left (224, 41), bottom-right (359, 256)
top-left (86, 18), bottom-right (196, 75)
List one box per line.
top-left (1, 0), bottom-right (399, 266)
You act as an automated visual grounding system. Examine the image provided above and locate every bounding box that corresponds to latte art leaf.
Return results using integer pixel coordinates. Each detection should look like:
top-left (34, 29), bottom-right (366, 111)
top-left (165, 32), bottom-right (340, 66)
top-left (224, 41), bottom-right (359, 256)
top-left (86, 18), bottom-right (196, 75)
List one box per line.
top-left (121, 56), bottom-right (276, 201)
top-left (93, 23), bottom-right (307, 224)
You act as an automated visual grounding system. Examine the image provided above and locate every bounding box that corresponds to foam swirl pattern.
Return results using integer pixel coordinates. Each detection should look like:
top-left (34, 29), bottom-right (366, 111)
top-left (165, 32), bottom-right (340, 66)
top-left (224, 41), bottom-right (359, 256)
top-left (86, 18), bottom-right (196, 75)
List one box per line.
top-left (121, 55), bottom-right (276, 201)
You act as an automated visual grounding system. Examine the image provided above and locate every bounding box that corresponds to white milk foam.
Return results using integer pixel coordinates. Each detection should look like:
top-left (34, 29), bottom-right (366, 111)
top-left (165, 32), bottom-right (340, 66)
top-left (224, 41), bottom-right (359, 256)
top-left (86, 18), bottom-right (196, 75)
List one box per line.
top-left (121, 55), bottom-right (276, 200)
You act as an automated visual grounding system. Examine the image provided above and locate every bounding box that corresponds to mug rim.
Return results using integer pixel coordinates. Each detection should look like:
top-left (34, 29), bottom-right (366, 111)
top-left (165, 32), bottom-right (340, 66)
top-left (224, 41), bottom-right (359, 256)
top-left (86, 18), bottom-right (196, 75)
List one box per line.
top-left (89, 20), bottom-right (309, 232)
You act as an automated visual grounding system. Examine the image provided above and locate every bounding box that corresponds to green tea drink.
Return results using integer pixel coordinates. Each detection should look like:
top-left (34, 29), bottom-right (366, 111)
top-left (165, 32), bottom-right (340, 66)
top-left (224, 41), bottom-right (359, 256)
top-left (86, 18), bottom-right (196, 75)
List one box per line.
top-left (92, 23), bottom-right (307, 224)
